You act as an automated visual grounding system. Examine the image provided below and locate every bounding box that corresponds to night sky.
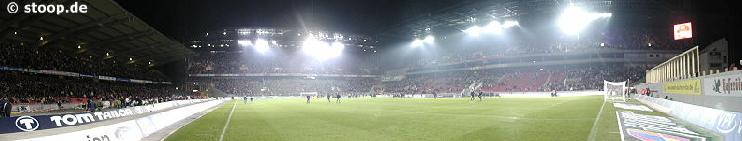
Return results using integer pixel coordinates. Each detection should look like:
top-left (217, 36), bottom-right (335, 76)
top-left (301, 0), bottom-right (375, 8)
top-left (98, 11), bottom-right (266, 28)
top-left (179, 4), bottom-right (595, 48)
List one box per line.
top-left (116, 0), bottom-right (465, 41)
top-left (116, 0), bottom-right (737, 50)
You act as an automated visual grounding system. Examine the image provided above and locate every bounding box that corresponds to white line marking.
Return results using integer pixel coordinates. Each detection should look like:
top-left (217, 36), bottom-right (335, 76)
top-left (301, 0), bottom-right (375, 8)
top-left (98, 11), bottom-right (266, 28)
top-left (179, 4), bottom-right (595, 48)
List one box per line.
top-left (615, 111), bottom-right (625, 141)
top-left (219, 102), bottom-right (237, 141)
top-left (587, 99), bottom-right (607, 141)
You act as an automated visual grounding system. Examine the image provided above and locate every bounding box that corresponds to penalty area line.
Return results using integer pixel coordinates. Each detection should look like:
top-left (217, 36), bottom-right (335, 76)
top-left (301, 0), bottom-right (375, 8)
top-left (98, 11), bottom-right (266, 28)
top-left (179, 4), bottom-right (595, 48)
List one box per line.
top-left (219, 102), bottom-right (237, 141)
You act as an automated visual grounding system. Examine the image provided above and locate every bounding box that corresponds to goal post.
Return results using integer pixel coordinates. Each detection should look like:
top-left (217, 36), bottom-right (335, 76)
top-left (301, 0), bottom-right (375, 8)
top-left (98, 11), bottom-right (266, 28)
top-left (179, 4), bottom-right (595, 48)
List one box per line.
top-left (603, 80), bottom-right (627, 102)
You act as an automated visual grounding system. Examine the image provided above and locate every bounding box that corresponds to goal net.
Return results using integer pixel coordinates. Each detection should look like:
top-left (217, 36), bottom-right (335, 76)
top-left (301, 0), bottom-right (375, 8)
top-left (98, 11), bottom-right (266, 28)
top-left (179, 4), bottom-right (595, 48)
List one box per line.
top-left (603, 80), bottom-right (627, 102)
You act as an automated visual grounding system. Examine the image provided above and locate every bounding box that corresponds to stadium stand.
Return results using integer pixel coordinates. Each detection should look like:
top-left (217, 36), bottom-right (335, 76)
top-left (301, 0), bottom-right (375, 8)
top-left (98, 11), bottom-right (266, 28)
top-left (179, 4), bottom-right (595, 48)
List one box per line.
top-left (188, 51), bottom-right (379, 75)
top-left (0, 0), bottom-right (196, 117)
top-left (0, 42), bottom-right (167, 81)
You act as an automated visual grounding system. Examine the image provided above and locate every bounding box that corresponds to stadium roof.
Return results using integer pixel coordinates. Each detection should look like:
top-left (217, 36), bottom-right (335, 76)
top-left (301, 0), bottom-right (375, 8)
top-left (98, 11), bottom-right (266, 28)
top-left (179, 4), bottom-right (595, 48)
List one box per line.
top-left (376, 0), bottom-right (679, 41)
top-left (0, 0), bottom-right (193, 64)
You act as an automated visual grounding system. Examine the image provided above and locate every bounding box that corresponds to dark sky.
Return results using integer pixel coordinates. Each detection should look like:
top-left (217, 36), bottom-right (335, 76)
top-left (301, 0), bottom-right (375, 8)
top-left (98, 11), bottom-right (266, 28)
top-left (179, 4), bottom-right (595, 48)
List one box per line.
top-left (115, 0), bottom-right (431, 41)
top-left (116, 0), bottom-right (737, 46)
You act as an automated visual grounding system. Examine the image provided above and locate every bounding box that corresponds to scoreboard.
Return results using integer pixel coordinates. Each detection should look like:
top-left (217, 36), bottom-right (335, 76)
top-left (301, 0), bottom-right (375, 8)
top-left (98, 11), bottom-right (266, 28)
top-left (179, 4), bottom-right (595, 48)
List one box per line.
top-left (674, 22), bottom-right (693, 40)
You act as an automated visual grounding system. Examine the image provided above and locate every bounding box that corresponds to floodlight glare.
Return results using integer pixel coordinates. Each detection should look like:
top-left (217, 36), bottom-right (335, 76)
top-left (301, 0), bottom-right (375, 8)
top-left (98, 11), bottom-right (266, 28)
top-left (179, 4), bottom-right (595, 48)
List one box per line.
top-left (410, 39), bottom-right (424, 48)
top-left (423, 35), bottom-right (435, 44)
top-left (503, 20), bottom-right (519, 28)
top-left (557, 6), bottom-right (590, 35)
top-left (331, 41), bottom-right (345, 49)
top-left (485, 21), bottom-right (503, 34)
top-left (464, 26), bottom-right (482, 36)
top-left (254, 38), bottom-right (269, 53)
top-left (557, 5), bottom-right (612, 35)
top-left (329, 41), bottom-right (345, 57)
top-left (238, 40), bottom-right (253, 46)
top-left (302, 37), bottom-right (341, 59)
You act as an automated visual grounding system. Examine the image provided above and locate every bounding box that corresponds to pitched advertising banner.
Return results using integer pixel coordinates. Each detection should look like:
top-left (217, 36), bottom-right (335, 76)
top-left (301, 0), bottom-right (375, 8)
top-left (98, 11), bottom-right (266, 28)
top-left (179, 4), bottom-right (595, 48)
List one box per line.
top-left (663, 79), bottom-right (701, 95)
top-left (616, 111), bottom-right (708, 141)
top-left (0, 99), bottom-right (209, 134)
top-left (703, 71), bottom-right (742, 97)
top-left (635, 95), bottom-right (742, 141)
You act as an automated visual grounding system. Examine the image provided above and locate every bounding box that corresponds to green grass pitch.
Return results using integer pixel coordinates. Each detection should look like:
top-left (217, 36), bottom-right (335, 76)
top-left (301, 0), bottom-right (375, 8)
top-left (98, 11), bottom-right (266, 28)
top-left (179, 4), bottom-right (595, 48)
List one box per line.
top-left (165, 96), bottom-right (620, 141)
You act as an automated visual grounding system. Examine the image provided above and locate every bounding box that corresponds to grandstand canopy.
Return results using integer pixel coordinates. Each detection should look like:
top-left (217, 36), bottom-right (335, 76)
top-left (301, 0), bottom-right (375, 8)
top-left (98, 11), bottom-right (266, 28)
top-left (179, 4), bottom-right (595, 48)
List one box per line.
top-left (0, 0), bottom-right (192, 64)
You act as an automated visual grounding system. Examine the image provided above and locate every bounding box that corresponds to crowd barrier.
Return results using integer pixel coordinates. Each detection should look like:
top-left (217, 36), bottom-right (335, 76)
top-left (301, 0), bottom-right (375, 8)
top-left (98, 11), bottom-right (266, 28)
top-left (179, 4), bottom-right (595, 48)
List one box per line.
top-left (0, 66), bottom-right (171, 84)
top-left (634, 95), bottom-right (742, 141)
top-left (636, 70), bottom-right (742, 112)
top-left (16, 99), bottom-right (226, 141)
top-left (493, 90), bottom-right (602, 97)
top-left (0, 99), bottom-right (212, 134)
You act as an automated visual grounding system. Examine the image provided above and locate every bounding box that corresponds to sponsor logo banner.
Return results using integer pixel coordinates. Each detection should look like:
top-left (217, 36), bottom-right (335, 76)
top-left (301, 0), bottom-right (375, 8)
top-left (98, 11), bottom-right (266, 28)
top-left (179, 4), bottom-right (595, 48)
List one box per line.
top-left (635, 95), bottom-right (742, 141)
top-left (663, 79), bottom-right (701, 95)
top-left (17, 100), bottom-right (224, 141)
top-left (613, 103), bottom-right (654, 112)
top-left (616, 111), bottom-right (708, 141)
top-left (0, 99), bottom-right (209, 134)
top-left (703, 71), bottom-right (742, 97)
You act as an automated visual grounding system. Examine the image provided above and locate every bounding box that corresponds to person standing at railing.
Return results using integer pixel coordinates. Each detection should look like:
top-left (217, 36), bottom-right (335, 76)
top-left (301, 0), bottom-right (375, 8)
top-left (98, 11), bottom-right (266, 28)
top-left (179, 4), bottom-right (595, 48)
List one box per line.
top-left (1, 97), bottom-right (11, 117)
top-left (86, 95), bottom-right (96, 112)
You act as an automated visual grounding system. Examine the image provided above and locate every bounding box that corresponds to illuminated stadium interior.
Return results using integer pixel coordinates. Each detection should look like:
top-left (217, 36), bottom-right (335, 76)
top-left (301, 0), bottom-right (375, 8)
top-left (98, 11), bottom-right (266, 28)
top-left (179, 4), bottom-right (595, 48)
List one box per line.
top-left (0, 0), bottom-right (739, 141)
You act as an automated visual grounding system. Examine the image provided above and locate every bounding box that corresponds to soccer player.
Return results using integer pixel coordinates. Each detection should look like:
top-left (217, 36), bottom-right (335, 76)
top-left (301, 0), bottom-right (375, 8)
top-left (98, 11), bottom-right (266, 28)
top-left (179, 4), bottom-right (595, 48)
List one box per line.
top-left (470, 91), bottom-right (476, 101)
top-left (551, 90), bottom-right (557, 97)
top-left (335, 94), bottom-right (341, 103)
top-left (478, 91), bottom-right (483, 101)
top-left (243, 96), bottom-right (248, 104)
top-left (306, 95), bottom-right (311, 104)
top-left (250, 97), bottom-right (254, 102)
top-left (326, 94), bottom-right (331, 102)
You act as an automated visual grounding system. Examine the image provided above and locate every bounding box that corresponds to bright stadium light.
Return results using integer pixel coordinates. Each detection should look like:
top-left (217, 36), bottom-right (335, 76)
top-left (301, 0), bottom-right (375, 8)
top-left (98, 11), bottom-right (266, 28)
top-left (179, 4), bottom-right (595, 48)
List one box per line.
top-left (410, 39), bottom-right (424, 48)
top-left (557, 5), bottom-right (612, 35)
top-left (254, 38), bottom-right (269, 53)
top-left (302, 37), bottom-right (341, 59)
top-left (237, 40), bottom-right (253, 46)
top-left (464, 26), bottom-right (482, 36)
top-left (331, 41), bottom-right (345, 49)
top-left (423, 35), bottom-right (435, 44)
top-left (484, 21), bottom-right (503, 34)
top-left (503, 20), bottom-right (519, 28)
top-left (328, 41), bottom-right (345, 57)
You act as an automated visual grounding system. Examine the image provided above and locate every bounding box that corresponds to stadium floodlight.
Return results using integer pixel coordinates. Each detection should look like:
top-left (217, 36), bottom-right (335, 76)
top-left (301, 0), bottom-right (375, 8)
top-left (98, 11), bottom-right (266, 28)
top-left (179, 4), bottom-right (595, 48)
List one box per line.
top-left (484, 21), bottom-right (503, 34)
top-left (331, 41), bottom-right (345, 49)
top-left (557, 5), bottom-right (612, 35)
top-left (329, 41), bottom-right (345, 57)
top-left (254, 38), bottom-right (269, 53)
top-left (410, 38), bottom-right (424, 48)
top-left (302, 37), bottom-right (341, 59)
top-left (238, 40), bottom-right (253, 46)
top-left (503, 20), bottom-right (519, 28)
top-left (423, 35), bottom-right (435, 44)
top-left (464, 26), bottom-right (482, 36)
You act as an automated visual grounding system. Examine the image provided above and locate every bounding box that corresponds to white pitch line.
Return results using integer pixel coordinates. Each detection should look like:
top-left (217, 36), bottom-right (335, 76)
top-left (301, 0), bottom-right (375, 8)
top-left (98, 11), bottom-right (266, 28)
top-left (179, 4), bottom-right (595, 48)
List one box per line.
top-left (587, 99), bottom-right (607, 141)
top-left (219, 102), bottom-right (237, 141)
